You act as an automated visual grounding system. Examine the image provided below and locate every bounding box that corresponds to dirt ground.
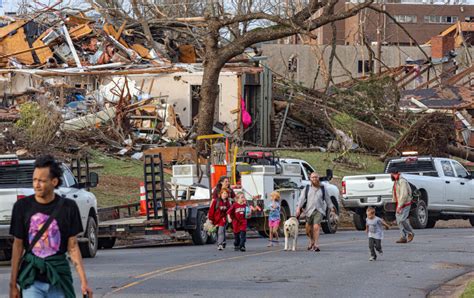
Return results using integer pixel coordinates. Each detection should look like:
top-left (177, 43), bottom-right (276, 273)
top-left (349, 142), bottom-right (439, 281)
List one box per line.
top-left (92, 175), bottom-right (142, 207)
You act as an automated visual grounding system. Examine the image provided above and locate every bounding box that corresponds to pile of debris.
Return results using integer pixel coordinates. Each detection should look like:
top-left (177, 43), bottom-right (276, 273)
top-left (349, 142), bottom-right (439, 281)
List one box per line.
top-left (0, 8), bottom-right (200, 69)
top-left (273, 70), bottom-right (474, 161)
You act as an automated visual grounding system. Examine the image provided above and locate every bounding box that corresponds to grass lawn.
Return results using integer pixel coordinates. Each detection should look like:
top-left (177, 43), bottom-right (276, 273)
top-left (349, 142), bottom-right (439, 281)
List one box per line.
top-left (462, 281), bottom-right (474, 298)
top-left (89, 151), bottom-right (143, 207)
top-left (90, 149), bottom-right (386, 207)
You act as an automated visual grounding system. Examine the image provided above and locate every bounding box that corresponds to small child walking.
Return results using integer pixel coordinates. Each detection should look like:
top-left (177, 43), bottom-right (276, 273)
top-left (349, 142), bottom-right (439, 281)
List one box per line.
top-left (267, 191), bottom-right (281, 247)
top-left (365, 207), bottom-right (390, 261)
top-left (209, 188), bottom-right (231, 251)
top-left (227, 192), bottom-right (248, 252)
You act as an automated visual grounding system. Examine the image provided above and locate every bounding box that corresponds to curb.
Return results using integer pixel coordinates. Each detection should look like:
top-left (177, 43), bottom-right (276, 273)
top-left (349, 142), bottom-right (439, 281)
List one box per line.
top-left (428, 271), bottom-right (474, 298)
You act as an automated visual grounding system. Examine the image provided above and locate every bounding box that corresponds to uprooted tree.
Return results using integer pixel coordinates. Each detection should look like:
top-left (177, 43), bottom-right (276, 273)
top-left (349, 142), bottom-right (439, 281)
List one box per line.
top-left (85, 0), bottom-right (375, 147)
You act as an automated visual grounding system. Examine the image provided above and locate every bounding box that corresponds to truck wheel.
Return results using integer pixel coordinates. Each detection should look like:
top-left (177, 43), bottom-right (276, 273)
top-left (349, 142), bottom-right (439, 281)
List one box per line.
top-left (469, 217), bottom-right (474, 227)
top-left (191, 211), bottom-right (208, 245)
top-left (206, 211), bottom-right (217, 244)
top-left (0, 249), bottom-right (12, 261)
top-left (79, 216), bottom-right (98, 258)
top-left (322, 210), bottom-right (338, 234)
top-left (98, 237), bottom-right (116, 249)
top-left (426, 217), bottom-right (437, 229)
top-left (277, 205), bottom-right (290, 237)
top-left (409, 200), bottom-right (428, 229)
top-left (353, 212), bottom-right (366, 231)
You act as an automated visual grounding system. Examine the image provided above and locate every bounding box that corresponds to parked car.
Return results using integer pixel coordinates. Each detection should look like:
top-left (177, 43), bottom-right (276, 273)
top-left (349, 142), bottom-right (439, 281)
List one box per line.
top-left (342, 155), bottom-right (474, 230)
top-left (0, 155), bottom-right (99, 260)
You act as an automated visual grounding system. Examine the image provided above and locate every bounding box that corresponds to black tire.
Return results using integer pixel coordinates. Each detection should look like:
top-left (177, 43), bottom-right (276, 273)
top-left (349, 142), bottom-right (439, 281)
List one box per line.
top-left (353, 212), bottom-right (366, 231)
top-left (409, 200), bottom-right (428, 229)
top-left (0, 249), bottom-right (12, 261)
top-left (191, 211), bottom-right (208, 245)
top-left (98, 237), bottom-right (116, 249)
top-left (206, 211), bottom-right (217, 244)
top-left (79, 216), bottom-right (98, 258)
top-left (469, 217), bottom-right (474, 227)
top-left (277, 205), bottom-right (290, 237)
top-left (426, 217), bottom-right (437, 229)
top-left (321, 199), bottom-right (338, 234)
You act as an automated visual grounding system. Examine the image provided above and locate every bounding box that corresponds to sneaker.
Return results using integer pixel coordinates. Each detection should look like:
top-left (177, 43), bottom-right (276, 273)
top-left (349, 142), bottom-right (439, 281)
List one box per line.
top-left (396, 238), bottom-right (407, 244)
top-left (267, 241), bottom-right (273, 247)
top-left (223, 242), bottom-right (226, 248)
top-left (218, 245), bottom-right (223, 251)
top-left (407, 234), bottom-right (414, 243)
top-left (377, 250), bottom-right (383, 256)
top-left (314, 247), bottom-right (320, 252)
top-left (369, 256), bottom-right (376, 261)
top-left (240, 246), bottom-right (246, 252)
top-left (234, 246), bottom-right (239, 251)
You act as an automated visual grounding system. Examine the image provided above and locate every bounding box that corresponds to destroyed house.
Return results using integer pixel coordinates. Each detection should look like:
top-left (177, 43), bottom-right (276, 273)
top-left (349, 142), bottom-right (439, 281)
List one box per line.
top-left (0, 64), bottom-right (272, 146)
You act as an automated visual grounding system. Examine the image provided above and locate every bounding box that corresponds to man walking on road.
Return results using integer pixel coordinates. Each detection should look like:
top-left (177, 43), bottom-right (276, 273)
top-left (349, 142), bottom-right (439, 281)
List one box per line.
top-left (296, 172), bottom-right (336, 252)
top-left (9, 155), bottom-right (92, 298)
top-left (390, 168), bottom-right (414, 244)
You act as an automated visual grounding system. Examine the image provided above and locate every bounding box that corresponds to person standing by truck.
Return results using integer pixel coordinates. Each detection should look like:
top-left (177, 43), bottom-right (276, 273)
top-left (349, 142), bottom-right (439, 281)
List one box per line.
top-left (390, 168), bottom-right (415, 244)
top-left (209, 188), bottom-right (231, 251)
top-left (296, 172), bottom-right (336, 252)
top-left (9, 155), bottom-right (92, 298)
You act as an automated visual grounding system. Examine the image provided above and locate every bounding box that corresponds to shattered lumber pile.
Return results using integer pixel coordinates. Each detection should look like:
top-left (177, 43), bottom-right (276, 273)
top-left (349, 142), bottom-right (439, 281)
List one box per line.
top-left (0, 9), bottom-right (201, 69)
top-left (274, 75), bottom-right (474, 161)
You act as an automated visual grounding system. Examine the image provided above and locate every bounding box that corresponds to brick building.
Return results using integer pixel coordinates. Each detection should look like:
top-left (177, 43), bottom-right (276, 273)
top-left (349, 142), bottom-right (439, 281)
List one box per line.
top-left (305, 1), bottom-right (474, 46)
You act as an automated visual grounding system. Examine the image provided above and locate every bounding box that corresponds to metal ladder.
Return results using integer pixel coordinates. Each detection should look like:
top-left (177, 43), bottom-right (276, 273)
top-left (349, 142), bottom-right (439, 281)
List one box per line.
top-left (143, 154), bottom-right (166, 225)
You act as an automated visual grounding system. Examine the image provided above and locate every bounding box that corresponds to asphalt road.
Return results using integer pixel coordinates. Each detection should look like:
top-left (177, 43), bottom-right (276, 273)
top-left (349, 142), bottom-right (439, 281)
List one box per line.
top-left (1, 228), bottom-right (473, 297)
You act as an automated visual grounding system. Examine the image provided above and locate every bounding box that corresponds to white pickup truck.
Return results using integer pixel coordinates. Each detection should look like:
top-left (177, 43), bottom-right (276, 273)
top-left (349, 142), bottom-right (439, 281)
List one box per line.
top-left (0, 155), bottom-right (99, 260)
top-left (342, 156), bottom-right (474, 230)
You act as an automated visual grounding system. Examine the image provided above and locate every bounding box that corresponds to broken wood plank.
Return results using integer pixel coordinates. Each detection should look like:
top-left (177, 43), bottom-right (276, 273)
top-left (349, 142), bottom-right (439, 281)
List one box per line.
top-left (0, 20), bottom-right (27, 40)
top-left (115, 21), bottom-right (127, 40)
top-left (0, 28), bottom-right (34, 64)
top-left (69, 24), bottom-right (93, 40)
top-left (143, 147), bottom-right (198, 164)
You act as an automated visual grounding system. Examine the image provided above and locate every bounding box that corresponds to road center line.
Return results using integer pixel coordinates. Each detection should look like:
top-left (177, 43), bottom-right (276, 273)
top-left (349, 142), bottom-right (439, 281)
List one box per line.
top-left (106, 250), bottom-right (278, 295)
top-left (105, 231), bottom-right (473, 295)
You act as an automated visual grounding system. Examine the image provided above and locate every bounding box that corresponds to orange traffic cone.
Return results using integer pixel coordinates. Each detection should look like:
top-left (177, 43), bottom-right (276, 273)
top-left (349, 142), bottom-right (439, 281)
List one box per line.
top-left (139, 182), bottom-right (147, 216)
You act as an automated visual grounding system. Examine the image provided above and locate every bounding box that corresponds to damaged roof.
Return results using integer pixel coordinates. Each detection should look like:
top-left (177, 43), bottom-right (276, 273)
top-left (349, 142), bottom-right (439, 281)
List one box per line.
top-left (400, 85), bottom-right (473, 110)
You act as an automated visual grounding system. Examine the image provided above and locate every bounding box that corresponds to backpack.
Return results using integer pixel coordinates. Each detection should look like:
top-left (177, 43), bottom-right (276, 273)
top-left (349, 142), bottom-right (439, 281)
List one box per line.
top-left (301, 184), bottom-right (326, 211)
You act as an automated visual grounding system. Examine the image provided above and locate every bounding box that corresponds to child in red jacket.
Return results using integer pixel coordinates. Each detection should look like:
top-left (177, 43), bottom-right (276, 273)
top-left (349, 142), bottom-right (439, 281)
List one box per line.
top-left (227, 192), bottom-right (248, 252)
top-left (209, 188), bottom-right (231, 250)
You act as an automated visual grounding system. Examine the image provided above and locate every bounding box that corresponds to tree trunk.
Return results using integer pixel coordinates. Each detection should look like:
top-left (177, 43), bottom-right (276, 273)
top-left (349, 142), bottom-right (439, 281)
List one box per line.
top-left (197, 61), bottom-right (223, 136)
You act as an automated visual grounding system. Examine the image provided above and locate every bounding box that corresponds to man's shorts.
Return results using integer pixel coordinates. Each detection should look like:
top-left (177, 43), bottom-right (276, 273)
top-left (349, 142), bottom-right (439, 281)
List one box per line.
top-left (307, 211), bottom-right (323, 225)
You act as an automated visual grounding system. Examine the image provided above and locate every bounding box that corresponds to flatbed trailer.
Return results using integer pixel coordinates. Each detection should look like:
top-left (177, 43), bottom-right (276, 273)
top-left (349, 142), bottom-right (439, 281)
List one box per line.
top-left (97, 153), bottom-right (216, 248)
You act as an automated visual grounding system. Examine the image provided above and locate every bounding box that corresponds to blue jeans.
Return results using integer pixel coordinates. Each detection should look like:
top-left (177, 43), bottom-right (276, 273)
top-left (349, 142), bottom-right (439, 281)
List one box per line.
top-left (396, 205), bottom-right (414, 240)
top-left (22, 281), bottom-right (65, 298)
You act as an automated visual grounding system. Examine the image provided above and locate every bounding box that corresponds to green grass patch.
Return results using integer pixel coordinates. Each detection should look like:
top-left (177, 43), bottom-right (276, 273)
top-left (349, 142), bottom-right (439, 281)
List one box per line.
top-left (461, 281), bottom-right (474, 298)
top-left (90, 150), bottom-right (143, 179)
top-left (277, 150), bottom-right (385, 178)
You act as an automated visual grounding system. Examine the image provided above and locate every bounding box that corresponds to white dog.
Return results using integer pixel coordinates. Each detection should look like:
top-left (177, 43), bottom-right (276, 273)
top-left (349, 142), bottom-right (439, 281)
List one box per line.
top-left (284, 217), bottom-right (299, 251)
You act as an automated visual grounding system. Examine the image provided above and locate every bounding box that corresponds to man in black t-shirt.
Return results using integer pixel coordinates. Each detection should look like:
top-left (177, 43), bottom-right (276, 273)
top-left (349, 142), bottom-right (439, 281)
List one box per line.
top-left (9, 155), bottom-right (93, 298)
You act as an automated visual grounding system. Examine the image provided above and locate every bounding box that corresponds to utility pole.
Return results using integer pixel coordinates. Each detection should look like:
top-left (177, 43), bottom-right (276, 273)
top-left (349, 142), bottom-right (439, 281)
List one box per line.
top-left (376, 1), bottom-right (383, 74)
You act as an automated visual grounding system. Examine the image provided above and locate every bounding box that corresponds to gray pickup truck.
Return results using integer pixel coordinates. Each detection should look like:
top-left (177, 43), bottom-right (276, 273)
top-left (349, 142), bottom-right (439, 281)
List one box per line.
top-left (342, 156), bottom-right (474, 230)
top-left (0, 154), bottom-right (99, 260)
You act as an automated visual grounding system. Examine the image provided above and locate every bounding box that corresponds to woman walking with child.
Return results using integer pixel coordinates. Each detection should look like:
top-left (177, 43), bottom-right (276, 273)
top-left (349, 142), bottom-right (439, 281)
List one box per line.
top-left (209, 188), bottom-right (231, 250)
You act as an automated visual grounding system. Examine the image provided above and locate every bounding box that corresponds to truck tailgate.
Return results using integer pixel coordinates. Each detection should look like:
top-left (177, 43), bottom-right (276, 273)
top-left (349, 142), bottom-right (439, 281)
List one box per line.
top-left (343, 174), bottom-right (393, 198)
top-left (0, 189), bottom-right (17, 224)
